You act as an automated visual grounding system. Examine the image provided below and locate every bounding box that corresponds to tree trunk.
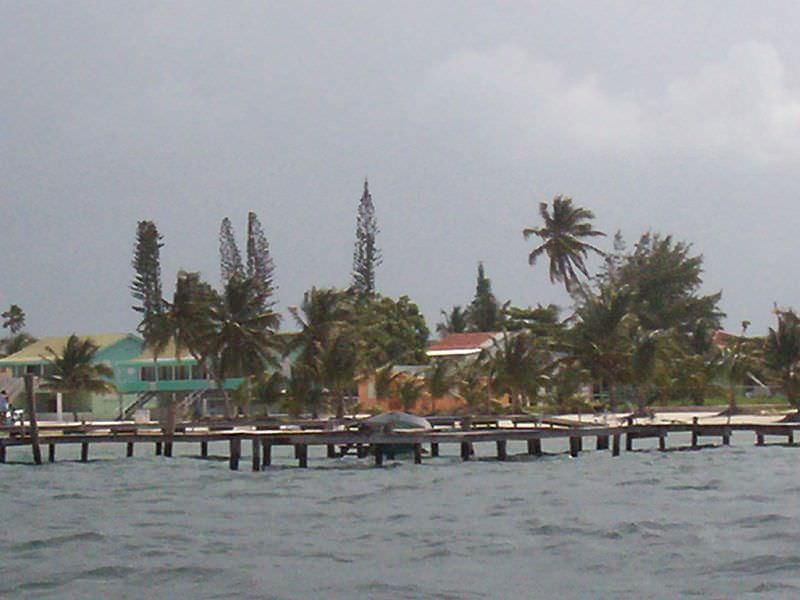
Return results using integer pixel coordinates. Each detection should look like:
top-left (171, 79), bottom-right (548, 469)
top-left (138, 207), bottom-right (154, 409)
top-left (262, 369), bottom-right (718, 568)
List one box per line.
top-left (728, 382), bottom-right (737, 414)
top-left (485, 379), bottom-right (492, 414)
top-left (334, 389), bottom-right (344, 419)
top-left (634, 385), bottom-right (648, 417)
top-left (211, 372), bottom-right (231, 419)
top-left (511, 389), bottom-right (522, 414)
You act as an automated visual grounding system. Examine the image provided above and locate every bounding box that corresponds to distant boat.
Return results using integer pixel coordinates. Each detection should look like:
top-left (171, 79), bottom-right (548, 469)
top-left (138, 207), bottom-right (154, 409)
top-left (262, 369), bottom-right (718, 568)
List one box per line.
top-left (358, 411), bottom-right (432, 457)
top-left (359, 411), bottom-right (432, 433)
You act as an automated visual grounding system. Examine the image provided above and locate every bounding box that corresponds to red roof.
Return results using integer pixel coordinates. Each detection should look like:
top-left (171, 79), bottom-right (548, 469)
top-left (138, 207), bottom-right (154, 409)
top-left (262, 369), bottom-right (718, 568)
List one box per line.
top-left (427, 332), bottom-right (498, 353)
top-left (711, 330), bottom-right (737, 348)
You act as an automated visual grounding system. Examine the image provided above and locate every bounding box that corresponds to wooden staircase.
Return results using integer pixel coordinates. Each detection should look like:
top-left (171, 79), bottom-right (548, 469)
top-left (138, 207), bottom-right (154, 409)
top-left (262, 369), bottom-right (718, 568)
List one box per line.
top-left (120, 391), bottom-right (158, 420)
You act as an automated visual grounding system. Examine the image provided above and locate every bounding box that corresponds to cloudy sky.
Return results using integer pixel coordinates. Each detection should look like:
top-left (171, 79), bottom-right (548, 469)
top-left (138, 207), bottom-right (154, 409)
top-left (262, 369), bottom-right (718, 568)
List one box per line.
top-left (3, 1), bottom-right (800, 336)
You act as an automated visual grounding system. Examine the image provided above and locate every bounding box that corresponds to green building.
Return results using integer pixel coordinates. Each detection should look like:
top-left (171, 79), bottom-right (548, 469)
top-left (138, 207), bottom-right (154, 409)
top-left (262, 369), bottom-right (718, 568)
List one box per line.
top-left (0, 333), bottom-right (143, 421)
top-left (115, 340), bottom-right (245, 420)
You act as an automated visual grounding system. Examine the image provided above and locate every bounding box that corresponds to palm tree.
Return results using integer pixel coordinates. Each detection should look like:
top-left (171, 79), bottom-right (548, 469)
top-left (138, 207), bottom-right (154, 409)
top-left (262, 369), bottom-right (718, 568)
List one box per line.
top-left (1, 332), bottom-right (36, 357)
top-left (396, 376), bottom-right (424, 413)
top-left (199, 275), bottom-right (282, 418)
top-left (2, 305), bottom-right (26, 335)
top-left (41, 335), bottom-right (117, 417)
top-left (523, 195), bottom-right (605, 294)
top-left (455, 362), bottom-right (487, 413)
top-left (570, 284), bottom-right (633, 410)
top-left (629, 326), bottom-right (662, 417)
top-left (373, 362), bottom-right (401, 403)
top-left (436, 306), bottom-right (468, 337)
top-left (283, 365), bottom-right (321, 418)
top-left (487, 332), bottom-right (547, 413)
top-left (316, 330), bottom-right (359, 418)
top-left (719, 321), bottom-right (759, 415)
top-left (764, 310), bottom-right (800, 414)
top-left (288, 288), bottom-right (350, 377)
top-left (424, 359), bottom-right (456, 414)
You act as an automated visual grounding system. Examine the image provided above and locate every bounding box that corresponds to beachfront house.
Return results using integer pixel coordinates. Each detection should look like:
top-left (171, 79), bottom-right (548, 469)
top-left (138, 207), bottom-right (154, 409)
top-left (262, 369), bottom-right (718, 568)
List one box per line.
top-left (0, 333), bottom-right (143, 421)
top-left (358, 332), bottom-right (507, 414)
top-left (114, 341), bottom-right (245, 420)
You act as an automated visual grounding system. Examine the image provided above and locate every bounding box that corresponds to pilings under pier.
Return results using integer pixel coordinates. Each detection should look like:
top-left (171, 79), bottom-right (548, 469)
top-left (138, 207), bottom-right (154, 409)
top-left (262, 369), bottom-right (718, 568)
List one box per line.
top-left (2, 420), bottom-right (800, 470)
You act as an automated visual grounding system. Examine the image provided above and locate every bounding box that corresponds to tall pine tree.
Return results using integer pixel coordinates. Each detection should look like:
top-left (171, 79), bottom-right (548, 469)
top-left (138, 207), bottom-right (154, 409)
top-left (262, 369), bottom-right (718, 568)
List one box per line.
top-left (219, 217), bottom-right (244, 285)
top-left (468, 262), bottom-right (502, 332)
top-left (352, 179), bottom-right (382, 296)
top-left (131, 220), bottom-right (169, 356)
top-left (246, 211), bottom-right (277, 311)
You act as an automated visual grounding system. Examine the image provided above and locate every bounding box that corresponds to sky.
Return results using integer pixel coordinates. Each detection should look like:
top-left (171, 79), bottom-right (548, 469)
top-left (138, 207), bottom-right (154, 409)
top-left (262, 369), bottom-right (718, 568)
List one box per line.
top-left (3, 1), bottom-right (800, 337)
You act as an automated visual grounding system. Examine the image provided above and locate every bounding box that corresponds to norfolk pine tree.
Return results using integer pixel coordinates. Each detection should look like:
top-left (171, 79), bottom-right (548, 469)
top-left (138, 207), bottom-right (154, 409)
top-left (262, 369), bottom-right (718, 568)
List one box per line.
top-left (352, 179), bottom-right (382, 296)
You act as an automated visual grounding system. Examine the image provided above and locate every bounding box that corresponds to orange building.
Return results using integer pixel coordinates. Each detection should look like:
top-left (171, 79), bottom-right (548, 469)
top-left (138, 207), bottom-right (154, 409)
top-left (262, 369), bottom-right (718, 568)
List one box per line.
top-left (357, 332), bottom-right (504, 415)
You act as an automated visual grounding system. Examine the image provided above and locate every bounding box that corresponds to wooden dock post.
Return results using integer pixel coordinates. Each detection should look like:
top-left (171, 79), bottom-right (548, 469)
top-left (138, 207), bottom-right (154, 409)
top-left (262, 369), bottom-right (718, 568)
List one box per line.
top-left (691, 417), bottom-right (699, 449)
top-left (496, 440), bottom-right (507, 461)
top-left (527, 438), bottom-right (542, 456)
top-left (297, 444), bottom-right (308, 468)
top-left (430, 443), bottom-right (439, 457)
top-left (0, 441), bottom-right (5, 463)
top-left (596, 435), bottom-right (609, 450)
top-left (164, 441), bottom-right (173, 458)
top-left (48, 443), bottom-right (55, 463)
top-left (24, 374), bottom-right (42, 465)
top-left (625, 433), bottom-right (634, 452)
top-left (251, 439), bottom-right (261, 472)
top-left (261, 440), bottom-right (271, 467)
top-left (155, 442), bottom-right (162, 456)
top-left (200, 441), bottom-right (208, 458)
top-left (612, 433), bottom-right (620, 456)
top-left (659, 432), bottom-right (667, 451)
top-left (789, 430), bottom-right (794, 445)
top-left (460, 442), bottom-right (472, 461)
top-left (327, 444), bottom-right (337, 458)
top-left (756, 432), bottom-right (765, 446)
top-left (413, 444), bottom-right (423, 464)
top-left (356, 443), bottom-right (368, 458)
top-left (229, 438), bottom-right (241, 471)
top-left (722, 428), bottom-right (731, 446)
top-left (80, 442), bottom-right (89, 462)
top-left (374, 444), bottom-right (384, 467)
top-left (569, 436), bottom-right (580, 457)
top-left (127, 442), bottom-right (134, 457)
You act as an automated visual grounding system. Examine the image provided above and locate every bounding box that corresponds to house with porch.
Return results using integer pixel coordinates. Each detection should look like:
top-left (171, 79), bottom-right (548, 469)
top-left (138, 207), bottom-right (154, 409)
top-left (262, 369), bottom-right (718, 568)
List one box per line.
top-left (114, 341), bottom-right (246, 420)
top-left (0, 333), bottom-right (143, 421)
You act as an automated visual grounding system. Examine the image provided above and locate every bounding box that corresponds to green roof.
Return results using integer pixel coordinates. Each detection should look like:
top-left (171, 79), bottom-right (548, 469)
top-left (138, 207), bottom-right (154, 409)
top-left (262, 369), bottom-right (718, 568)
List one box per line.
top-left (0, 333), bottom-right (135, 364)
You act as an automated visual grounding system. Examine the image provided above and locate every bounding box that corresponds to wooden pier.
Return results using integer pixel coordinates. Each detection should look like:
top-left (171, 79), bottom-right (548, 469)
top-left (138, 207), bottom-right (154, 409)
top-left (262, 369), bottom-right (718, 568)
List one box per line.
top-left (2, 417), bottom-right (800, 471)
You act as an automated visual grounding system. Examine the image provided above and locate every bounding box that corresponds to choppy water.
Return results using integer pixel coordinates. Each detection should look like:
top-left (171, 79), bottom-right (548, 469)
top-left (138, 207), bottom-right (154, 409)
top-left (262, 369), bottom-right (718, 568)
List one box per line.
top-left (2, 434), bottom-right (800, 599)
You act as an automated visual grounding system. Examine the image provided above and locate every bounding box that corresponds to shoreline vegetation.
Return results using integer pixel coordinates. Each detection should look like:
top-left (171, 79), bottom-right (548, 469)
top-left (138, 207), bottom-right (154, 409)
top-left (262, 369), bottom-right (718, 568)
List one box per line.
top-left (4, 189), bottom-right (800, 425)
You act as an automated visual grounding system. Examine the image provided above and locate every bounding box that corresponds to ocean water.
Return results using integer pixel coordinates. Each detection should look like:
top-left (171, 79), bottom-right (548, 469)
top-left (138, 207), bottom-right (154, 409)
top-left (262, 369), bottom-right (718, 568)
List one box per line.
top-left (2, 434), bottom-right (800, 599)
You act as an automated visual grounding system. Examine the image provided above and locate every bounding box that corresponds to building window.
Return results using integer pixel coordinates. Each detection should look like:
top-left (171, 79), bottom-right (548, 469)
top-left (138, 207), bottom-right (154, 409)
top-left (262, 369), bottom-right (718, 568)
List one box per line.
top-left (175, 365), bottom-right (189, 380)
top-left (158, 366), bottom-right (174, 381)
top-left (191, 364), bottom-right (207, 380)
top-left (140, 366), bottom-right (156, 382)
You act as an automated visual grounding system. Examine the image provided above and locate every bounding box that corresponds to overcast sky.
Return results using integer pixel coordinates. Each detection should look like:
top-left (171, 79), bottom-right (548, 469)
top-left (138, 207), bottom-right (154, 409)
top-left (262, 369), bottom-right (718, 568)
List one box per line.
top-left (3, 1), bottom-right (800, 337)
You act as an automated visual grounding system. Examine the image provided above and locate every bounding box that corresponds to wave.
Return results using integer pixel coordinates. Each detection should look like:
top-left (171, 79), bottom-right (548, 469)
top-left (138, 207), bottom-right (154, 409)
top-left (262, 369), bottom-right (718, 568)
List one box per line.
top-left (11, 531), bottom-right (104, 552)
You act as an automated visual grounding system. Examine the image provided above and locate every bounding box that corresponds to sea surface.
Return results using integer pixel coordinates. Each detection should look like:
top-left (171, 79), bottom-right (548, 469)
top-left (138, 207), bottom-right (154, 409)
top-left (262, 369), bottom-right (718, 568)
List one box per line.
top-left (2, 434), bottom-right (800, 599)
